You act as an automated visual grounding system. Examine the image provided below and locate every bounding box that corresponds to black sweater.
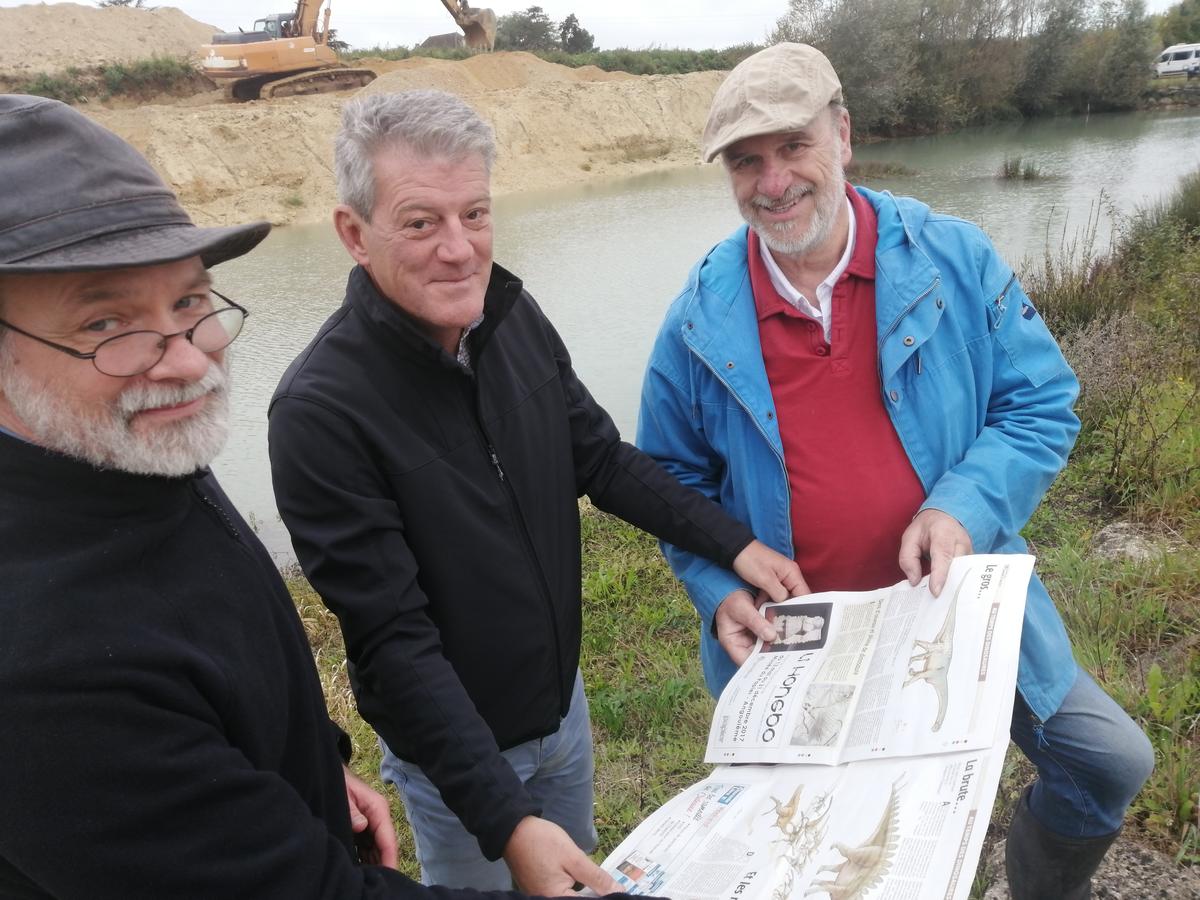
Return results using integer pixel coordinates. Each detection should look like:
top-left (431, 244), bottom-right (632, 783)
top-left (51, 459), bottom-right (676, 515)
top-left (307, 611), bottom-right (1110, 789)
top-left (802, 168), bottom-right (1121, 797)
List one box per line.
top-left (268, 265), bottom-right (755, 860)
top-left (0, 433), bottom-right (542, 900)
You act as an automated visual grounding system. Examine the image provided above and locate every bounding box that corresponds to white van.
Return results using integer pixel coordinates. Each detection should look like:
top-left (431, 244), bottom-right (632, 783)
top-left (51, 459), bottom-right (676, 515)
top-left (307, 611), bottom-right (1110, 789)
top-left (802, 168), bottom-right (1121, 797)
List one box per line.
top-left (1154, 44), bottom-right (1200, 77)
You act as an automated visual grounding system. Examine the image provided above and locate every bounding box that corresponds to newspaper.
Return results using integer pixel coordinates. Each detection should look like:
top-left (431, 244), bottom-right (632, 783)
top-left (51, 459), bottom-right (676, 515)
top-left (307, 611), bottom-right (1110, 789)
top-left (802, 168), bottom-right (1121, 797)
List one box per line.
top-left (596, 555), bottom-right (1033, 900)
top-left (601, 745), bottom-right (1007, 900)
top-left (705, 555), bottom-right (1032, 765)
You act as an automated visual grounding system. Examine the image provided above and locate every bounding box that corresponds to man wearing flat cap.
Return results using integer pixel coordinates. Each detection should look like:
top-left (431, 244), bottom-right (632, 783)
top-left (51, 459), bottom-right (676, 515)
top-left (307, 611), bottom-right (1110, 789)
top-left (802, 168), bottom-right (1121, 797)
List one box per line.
top-left (0, 94), bottom-right (622, 900)
top-left (637, 43), bottom-right (1152, 899)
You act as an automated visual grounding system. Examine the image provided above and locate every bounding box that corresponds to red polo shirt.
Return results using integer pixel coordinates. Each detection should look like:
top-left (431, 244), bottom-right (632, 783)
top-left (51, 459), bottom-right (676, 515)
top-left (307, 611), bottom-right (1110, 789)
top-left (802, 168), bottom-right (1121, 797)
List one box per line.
top-left (750, 185), bottom-right (927, 592)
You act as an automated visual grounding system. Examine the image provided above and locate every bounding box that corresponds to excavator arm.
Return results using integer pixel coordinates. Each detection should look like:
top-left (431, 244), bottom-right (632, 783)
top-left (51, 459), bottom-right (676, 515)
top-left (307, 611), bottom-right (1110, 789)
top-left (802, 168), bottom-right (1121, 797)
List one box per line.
top-left (291, 0), bottom-right (322, 38)
top-left (438, 0), bottom-right (496, 50)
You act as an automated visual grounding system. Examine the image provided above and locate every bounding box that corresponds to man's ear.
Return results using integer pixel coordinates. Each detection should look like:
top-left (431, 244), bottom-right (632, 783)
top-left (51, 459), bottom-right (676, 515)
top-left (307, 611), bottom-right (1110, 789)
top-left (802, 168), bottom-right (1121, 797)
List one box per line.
top-left (333, 204), bottom-right (371, 268)
top-left (836, 108), bottom-right (853, 168)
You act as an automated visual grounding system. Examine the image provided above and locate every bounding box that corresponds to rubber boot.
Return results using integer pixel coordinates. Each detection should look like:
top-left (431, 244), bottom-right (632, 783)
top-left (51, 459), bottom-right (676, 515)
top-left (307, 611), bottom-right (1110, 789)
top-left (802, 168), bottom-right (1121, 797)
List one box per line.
top-left (1005, 785), bottom-right (1120, 900)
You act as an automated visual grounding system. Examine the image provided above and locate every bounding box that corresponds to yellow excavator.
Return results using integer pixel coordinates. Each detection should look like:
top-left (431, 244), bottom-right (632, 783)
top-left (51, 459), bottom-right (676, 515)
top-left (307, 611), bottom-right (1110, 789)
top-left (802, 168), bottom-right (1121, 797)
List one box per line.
top-left (201, 0), bottom-right (495, 101)
top-left (200, 0), bottom-right (376, 100)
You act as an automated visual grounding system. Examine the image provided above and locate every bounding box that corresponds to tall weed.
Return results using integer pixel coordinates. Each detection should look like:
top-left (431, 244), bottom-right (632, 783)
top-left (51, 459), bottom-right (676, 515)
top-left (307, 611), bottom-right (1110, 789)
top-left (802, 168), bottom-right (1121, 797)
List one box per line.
top-left (1059, 314), bottom-right (1199, 508)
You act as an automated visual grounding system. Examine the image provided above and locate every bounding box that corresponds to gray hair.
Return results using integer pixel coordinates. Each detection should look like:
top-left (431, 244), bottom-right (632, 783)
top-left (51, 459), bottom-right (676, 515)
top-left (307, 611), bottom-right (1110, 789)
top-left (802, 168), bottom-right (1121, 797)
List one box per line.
top-left (335, 90), bottom-right (497, 221)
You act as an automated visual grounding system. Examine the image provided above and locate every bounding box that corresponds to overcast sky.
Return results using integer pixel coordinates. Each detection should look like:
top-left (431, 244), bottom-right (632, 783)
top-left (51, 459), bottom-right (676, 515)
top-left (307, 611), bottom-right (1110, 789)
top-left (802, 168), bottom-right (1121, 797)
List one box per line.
top-left (0, 1), bottom-right (1181, 51)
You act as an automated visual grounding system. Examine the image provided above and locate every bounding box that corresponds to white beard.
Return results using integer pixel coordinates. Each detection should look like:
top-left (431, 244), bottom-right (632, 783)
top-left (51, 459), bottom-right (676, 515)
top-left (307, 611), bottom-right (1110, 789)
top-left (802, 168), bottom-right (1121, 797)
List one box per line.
top-left (740, 157), bottom-right (846, 257)
top-left (0, 353), bottom-right (232, 478)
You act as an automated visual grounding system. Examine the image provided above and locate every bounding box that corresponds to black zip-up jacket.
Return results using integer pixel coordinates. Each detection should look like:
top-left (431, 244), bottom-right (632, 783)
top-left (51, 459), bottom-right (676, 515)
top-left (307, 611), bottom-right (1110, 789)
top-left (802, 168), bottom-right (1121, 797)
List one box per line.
top-left (268, 265), bottom-right (755, 860)
top-left (0, 434), bottom-right (501, 899)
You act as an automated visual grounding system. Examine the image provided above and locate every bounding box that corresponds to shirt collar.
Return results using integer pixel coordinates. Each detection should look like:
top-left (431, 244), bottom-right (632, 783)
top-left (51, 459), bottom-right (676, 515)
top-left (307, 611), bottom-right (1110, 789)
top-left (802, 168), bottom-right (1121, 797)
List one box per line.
top-left (843, 183), bottom-right (877, 280)
top-left (758, 192), bottom-right (857, 313)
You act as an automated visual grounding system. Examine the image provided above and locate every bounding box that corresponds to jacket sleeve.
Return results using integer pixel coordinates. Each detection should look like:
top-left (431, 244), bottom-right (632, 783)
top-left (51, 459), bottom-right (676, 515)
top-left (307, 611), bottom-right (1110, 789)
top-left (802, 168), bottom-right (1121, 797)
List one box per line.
top-left (628, 313), bottom-right (762, 641)
top-left (532, 302), bottom-right (754, 568)
top-left (269, 395), bottom-right (537, 861)
top-left (919, 240), bottom-right (1081, 550)
top-left (0, 612), bottom-right (507, 900)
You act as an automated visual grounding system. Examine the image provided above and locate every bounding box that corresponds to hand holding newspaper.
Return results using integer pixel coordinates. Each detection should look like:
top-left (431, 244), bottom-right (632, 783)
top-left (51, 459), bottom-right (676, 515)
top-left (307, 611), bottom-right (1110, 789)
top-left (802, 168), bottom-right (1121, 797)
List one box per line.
top-left (597, 554), bottom-right (1033, 900)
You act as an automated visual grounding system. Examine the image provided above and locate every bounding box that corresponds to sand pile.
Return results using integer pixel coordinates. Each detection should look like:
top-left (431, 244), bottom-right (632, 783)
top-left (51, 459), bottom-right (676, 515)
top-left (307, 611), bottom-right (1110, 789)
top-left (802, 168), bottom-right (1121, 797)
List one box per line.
top-left (0, 4), bottom-right (729, 223)
top-left (359, 51), bottom-right (634, 95)
top-left (85, 53), bottom-right (726, 227)
top-left (0, 3), bottom-right (217, 76)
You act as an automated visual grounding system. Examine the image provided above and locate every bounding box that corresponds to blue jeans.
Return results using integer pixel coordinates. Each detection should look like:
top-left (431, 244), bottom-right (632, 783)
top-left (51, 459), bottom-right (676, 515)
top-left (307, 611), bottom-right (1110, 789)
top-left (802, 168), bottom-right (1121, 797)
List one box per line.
top-left (379, 671), bottom-right (599, 889)
top-left (1010, 668), bottom-right (1154, 838)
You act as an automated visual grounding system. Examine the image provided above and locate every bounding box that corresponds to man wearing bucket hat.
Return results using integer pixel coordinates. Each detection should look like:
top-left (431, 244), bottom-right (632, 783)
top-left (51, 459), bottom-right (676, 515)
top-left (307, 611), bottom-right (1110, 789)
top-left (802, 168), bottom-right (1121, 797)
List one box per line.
top-left (0, 94), bottom-right (608, 900)
top-left (637, 44), bottom-right (1153, 899)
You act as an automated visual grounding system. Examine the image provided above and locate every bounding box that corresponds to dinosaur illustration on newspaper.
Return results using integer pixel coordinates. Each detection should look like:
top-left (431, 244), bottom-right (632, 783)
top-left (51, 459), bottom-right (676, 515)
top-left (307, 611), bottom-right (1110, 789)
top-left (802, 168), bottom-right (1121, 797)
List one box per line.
top-left (902, 576), bottom-right (967, 731)
top-left (803, 781), bottom-right (902, 899)
top-left (767, 786), bottom-right (833, 900)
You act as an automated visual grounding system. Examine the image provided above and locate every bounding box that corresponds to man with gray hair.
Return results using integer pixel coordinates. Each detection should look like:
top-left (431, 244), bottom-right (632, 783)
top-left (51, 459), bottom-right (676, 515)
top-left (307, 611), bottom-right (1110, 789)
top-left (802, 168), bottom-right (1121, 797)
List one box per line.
top-left (637, 43), bottom-right (1152, 899)
top-left (268, 88), bottom-right (807, 894)
top-left (0, 93), bottom-right (487, 900)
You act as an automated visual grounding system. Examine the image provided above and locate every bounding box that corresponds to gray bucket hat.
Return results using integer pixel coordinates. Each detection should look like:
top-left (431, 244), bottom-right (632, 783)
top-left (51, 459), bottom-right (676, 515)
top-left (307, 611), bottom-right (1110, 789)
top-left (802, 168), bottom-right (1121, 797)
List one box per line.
top-left (0, 95), bottom-right (270, 274)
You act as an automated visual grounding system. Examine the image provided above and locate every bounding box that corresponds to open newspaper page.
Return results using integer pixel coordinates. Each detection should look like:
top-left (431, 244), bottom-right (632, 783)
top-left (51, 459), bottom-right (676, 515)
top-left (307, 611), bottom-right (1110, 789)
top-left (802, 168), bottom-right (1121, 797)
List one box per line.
top-left (704, 555), bottom-right (1031, 765)
top-left (599, 715), bottom-right (1012, 900)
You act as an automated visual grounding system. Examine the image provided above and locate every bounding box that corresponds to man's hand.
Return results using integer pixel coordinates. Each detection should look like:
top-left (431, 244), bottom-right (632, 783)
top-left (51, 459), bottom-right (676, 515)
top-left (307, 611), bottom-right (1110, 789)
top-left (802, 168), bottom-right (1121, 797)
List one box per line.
top-left (344, 766), bottom-right (398, 869)
top-left (715, 589), bottom-right (782, 666)
top-left (503, 815), bottom-right (621, 896)
top-left (731, 540), bottom-right (810, 603)
top-left (898, 509), bottom-right (972, 597)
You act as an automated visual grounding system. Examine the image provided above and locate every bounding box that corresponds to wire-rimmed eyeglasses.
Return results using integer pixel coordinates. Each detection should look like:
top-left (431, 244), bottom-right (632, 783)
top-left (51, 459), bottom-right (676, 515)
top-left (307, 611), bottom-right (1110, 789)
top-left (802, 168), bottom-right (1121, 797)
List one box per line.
top-left (0, 289), bottom-right (248, 377)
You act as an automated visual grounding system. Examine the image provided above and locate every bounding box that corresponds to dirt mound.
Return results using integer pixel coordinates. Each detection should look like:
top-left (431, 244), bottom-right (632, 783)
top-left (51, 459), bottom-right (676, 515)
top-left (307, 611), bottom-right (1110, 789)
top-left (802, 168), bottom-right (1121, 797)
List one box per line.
top-left (360, 51), bottom-right (635, 97)
top-left (0, 4), bottom-right (722, 226)
top-left (85, 66), bottom-right (725, 227)
top-left (0, 3), bottom-right (217, 77)
top-left (457, 51), bottom-right (635, 89)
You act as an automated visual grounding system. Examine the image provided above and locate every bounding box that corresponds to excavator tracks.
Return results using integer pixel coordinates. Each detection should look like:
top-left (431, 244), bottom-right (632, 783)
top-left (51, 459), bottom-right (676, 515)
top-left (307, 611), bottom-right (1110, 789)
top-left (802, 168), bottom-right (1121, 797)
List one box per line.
top-left (228, 67), bottom-right (376, 101)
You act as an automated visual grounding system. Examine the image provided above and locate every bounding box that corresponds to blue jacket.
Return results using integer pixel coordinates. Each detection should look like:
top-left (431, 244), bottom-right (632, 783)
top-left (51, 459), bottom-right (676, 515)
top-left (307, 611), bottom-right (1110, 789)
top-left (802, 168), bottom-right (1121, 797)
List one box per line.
top-left (637, 186), bottom-right (1081, 723)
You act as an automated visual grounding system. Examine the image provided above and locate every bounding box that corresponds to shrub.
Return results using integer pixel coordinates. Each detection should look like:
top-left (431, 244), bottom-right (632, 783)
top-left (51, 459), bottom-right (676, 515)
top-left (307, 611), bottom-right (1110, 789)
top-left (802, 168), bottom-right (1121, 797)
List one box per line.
top-left (17, 56), bottom-right (198, 103)
top-left (16, 70), bottom-right (89, 103)
top-left (101, 55), bottom-right (197, 96)
top-left (1058, 312), bottom-right (1199, 507)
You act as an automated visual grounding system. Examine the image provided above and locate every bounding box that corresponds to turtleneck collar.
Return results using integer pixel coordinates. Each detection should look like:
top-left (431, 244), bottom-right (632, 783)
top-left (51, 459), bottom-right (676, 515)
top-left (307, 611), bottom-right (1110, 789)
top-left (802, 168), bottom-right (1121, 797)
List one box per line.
top-left (1, 429), bottom-right (203, 520)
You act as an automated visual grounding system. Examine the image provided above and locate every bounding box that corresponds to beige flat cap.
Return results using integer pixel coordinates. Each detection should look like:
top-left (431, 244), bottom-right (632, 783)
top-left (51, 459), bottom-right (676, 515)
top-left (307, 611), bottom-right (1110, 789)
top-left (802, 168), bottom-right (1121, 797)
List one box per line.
top-left (702, 43), bottom-right (843, 163)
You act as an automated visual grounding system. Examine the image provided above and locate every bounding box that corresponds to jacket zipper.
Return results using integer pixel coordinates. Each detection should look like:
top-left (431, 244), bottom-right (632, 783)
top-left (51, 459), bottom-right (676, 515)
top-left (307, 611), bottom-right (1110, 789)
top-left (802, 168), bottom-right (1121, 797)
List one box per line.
top-left (471, 379), bottom-right (566, 714)
top-left (486, 444), bottom-right (506, 482)
top-left (991, 274), bottom-right (1017, 329)
top-left (193, 485), bottom-right (241, 539)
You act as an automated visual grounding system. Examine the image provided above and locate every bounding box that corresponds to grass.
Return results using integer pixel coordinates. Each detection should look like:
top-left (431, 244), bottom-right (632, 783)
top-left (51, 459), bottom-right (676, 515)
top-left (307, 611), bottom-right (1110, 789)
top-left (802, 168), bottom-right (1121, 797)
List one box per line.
top-left (100, 55), bottom-right (197, 96)
top-left (14, 55), bottom-right (201, 103)
top-left (287, 169), bottom-right (1200, 887)
top-left (999, 155), bottom-right (1046, 180)
top-left (14, 68), bottom-right (90, 103)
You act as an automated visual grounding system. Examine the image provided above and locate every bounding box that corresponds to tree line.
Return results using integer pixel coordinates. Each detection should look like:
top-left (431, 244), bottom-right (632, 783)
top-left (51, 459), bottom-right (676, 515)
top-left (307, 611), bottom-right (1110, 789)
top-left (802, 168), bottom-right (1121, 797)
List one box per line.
top-left (772, 0), bottom-right (1171, 137)
top-left (495, 6), bottom-right (596, 53)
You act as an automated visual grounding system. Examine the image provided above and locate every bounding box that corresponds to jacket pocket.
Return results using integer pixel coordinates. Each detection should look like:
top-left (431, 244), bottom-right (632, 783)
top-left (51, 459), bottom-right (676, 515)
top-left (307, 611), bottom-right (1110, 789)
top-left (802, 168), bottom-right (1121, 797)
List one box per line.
top-left (988, 276), bottom-right (1070, 388)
